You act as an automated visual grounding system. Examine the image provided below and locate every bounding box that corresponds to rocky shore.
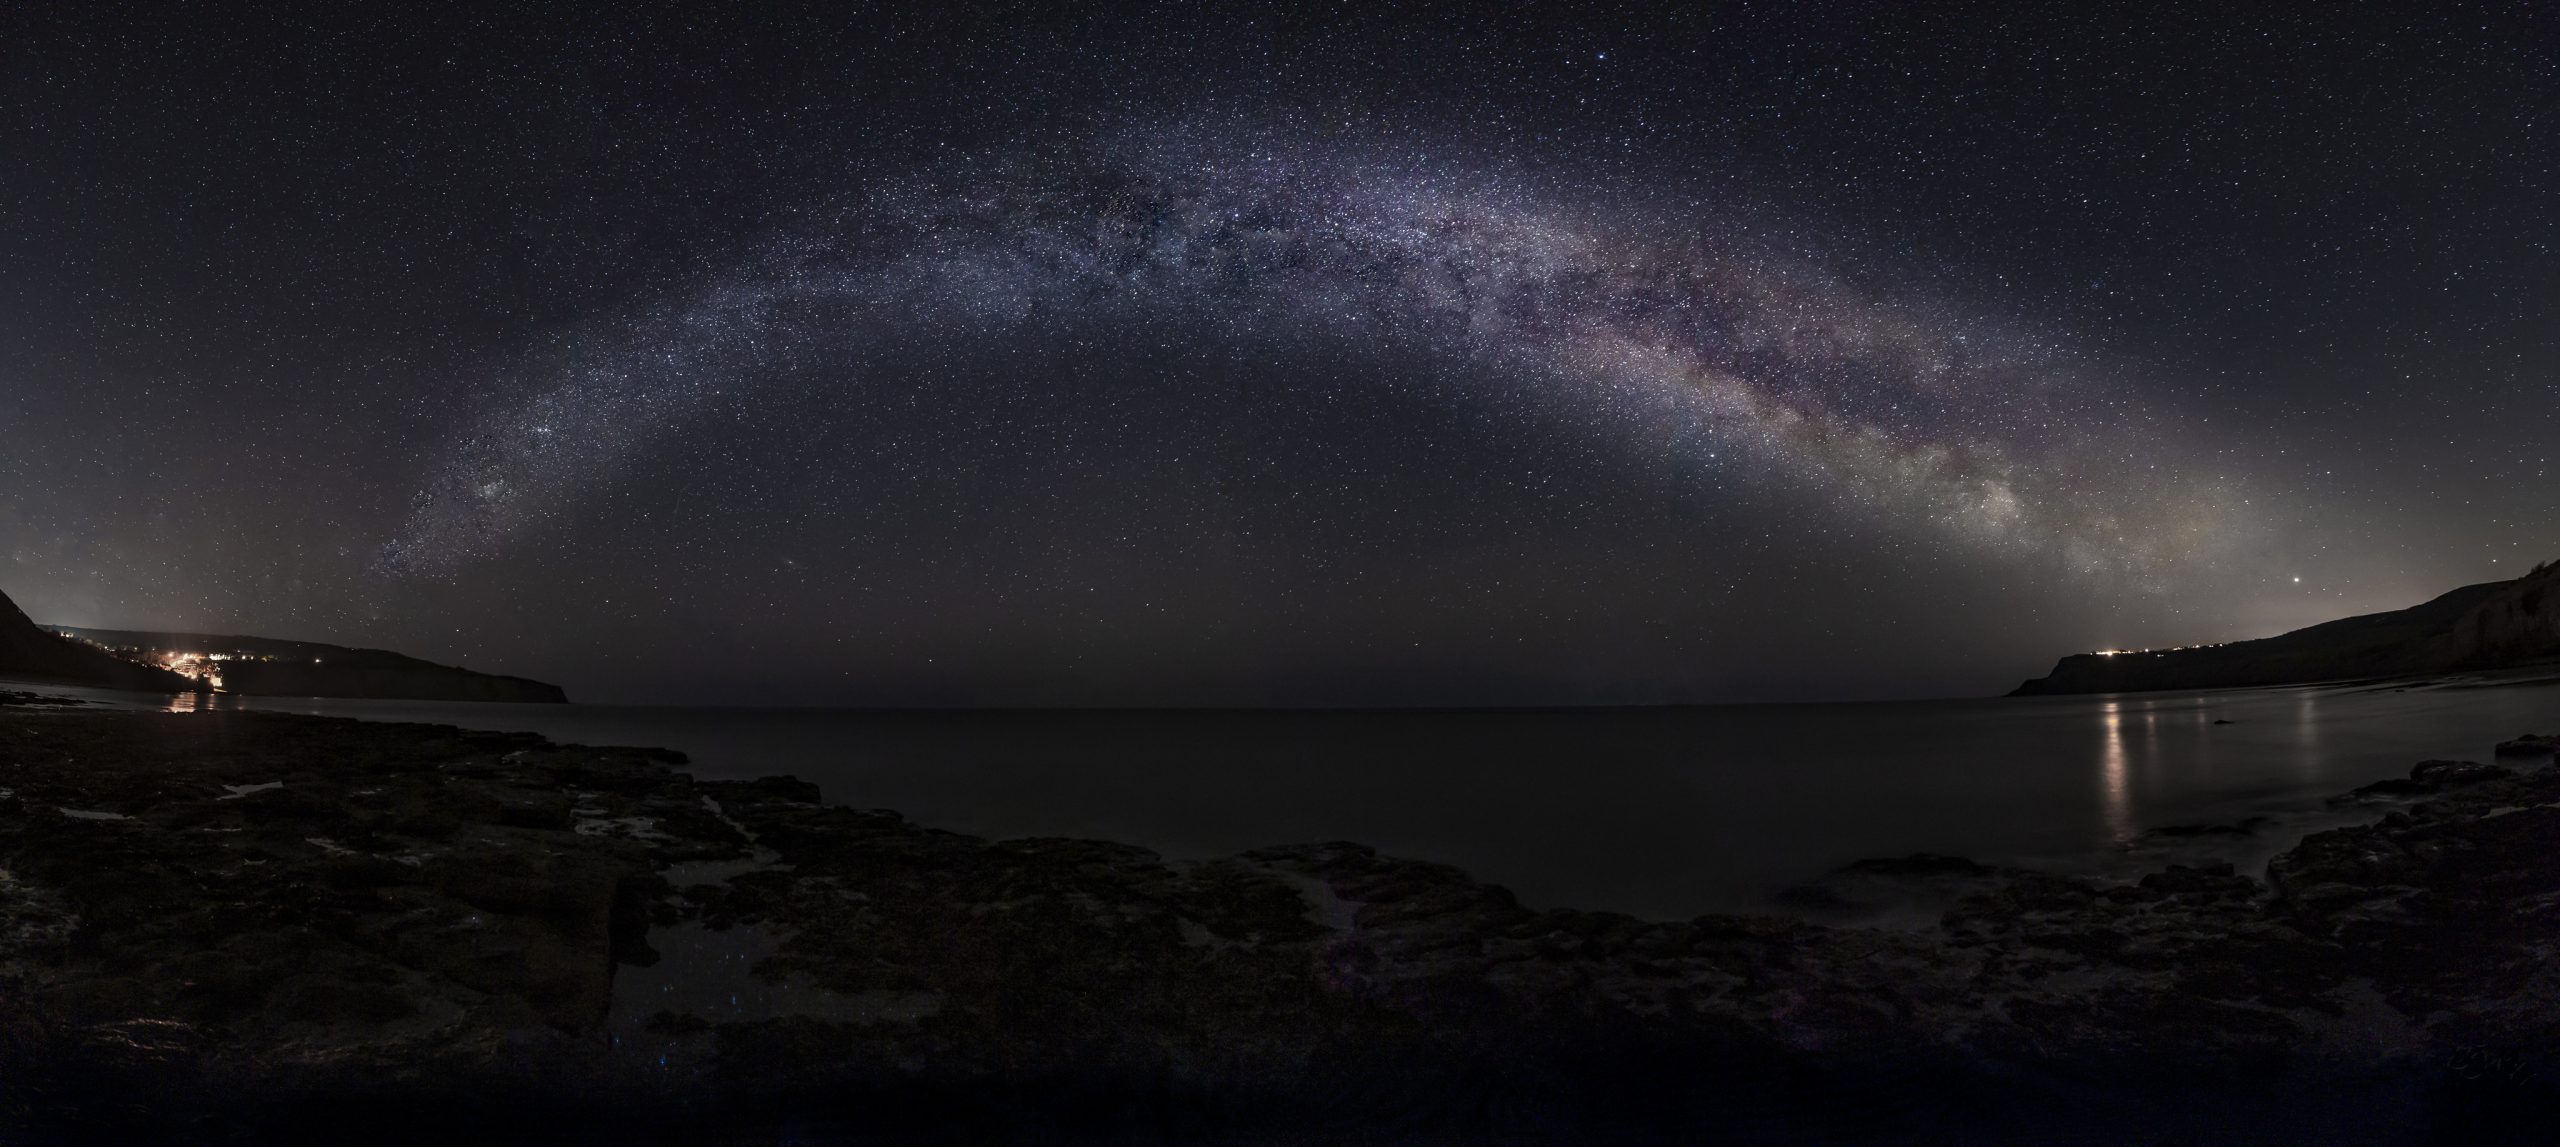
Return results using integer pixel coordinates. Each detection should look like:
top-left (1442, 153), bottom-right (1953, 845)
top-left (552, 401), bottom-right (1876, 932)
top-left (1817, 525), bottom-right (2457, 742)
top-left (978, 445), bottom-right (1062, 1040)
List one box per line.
top-left (3, 705), bottom-right (2558, 1144)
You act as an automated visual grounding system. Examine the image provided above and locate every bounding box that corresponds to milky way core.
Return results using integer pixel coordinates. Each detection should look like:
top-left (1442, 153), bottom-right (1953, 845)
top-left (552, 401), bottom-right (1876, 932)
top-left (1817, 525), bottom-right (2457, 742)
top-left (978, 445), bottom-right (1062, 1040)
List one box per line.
top-left (382, 130), bottom-right (2233, 584)
top-left (18, 1), bottom-right (2557, 705)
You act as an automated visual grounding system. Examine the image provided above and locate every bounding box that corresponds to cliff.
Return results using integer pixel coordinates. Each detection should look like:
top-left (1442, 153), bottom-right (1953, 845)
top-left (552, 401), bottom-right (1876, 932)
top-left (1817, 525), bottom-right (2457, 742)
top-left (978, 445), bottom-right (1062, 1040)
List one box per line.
top-left (0, 590), bottom-right (191, 692)
top-left (2425, 559), bottom-right (2560, 668)
top-left (50, 626), bottom-right (569, 703)
top-left (2012, 560), bottom-right (2560, 696)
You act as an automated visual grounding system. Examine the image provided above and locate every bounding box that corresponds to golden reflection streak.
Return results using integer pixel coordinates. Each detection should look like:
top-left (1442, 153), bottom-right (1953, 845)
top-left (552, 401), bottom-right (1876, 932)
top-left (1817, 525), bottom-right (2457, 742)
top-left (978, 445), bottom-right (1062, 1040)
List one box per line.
top-left (2100, 699), bottom-right (2132, 842)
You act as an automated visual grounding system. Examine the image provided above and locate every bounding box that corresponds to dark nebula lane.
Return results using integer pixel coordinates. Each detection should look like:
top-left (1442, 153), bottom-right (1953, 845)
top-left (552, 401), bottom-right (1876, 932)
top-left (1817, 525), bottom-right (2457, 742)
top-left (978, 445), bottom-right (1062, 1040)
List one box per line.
top-left (383, 128), bottom-right (2241, 585)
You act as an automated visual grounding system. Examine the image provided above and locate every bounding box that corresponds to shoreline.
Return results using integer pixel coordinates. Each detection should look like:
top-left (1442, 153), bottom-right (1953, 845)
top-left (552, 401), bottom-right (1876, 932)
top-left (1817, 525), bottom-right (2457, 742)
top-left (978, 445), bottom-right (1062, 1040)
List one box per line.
top-left (28, 670), bottom-right (2560, 924)
top-left (2, 699), bottom-right (2557, 1142)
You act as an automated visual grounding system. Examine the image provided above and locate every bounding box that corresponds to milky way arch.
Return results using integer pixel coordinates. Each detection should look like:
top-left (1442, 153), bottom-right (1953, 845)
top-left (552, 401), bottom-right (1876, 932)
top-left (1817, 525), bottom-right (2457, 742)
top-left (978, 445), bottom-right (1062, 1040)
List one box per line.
top-left (378, 133), bottom-right (2231, 581)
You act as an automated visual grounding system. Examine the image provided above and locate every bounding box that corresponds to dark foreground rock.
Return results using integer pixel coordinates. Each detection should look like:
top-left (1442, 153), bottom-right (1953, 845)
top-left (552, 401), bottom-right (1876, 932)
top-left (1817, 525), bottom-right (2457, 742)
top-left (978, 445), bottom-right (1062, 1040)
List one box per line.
top-left (2495, 732), bottom-right (2556, 758)
top-left (2331, 759), bottom-right (2516, 804)
top-left (3, 709), bottom-right (2559, 1144)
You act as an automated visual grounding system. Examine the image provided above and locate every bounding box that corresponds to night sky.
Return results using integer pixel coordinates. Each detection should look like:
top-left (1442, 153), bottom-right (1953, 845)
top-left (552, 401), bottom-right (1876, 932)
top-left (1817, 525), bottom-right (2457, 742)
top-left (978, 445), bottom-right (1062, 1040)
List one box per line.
top-left (4, 3), bottom-right (2554, 706)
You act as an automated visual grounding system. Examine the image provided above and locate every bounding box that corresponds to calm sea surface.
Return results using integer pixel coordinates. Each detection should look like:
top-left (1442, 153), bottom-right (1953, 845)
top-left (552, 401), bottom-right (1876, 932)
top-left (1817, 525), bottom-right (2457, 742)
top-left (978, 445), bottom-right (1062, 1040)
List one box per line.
top-left (29, 675), bottom-right (2560, 918)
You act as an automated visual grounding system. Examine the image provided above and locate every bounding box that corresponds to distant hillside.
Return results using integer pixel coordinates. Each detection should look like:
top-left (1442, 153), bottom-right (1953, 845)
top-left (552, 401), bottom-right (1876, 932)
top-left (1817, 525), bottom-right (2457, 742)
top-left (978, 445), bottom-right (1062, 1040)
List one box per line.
top-left (0, 590), bottom-right (193, 692)
top-left (2012, 561), bottom-right (2560, 696)
top-left (49, 626), bottom-right (568, 704)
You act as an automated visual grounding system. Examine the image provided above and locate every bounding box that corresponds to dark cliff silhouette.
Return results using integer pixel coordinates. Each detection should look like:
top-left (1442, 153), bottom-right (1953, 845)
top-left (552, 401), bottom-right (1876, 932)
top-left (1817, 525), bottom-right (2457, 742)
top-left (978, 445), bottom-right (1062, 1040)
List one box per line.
top-left (2012, 560), bottom-right (2560, 696)
top-left (47, 626), bottom-right (568, 704)
top-left (0, 589), bottom-right (191, 692)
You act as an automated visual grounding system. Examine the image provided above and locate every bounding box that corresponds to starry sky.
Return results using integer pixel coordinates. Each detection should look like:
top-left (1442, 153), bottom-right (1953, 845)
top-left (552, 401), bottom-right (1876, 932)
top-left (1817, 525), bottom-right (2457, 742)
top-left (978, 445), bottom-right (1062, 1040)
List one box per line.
top-left (3, 2), bottom-right (2554, 705)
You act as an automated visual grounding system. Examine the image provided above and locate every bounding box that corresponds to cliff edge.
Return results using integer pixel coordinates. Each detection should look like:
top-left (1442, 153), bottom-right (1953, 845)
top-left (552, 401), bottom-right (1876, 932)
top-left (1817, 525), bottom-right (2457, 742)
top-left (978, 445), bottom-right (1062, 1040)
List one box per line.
top-left (2012, 560), bottom-right (2560, 696)
top-left (0, 589), bottom-right (191, 692)
top-left (49, 625), bottom-right (569, 703)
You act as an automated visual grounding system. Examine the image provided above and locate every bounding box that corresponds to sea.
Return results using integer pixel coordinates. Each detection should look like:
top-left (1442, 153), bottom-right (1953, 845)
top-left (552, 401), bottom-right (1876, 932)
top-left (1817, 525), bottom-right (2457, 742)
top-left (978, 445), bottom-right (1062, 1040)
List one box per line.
top-left (22, 672), bottom-right (2560, 920)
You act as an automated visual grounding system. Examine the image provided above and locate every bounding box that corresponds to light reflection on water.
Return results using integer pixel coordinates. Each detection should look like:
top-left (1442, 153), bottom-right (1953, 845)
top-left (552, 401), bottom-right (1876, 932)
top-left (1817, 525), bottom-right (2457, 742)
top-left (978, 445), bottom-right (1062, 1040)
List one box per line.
top-left (20, 672), bottom-right (2560, 918)
top-left (2297, 688), bottom-right (2323, 781)
top-left (2098, 700), bottom-right (2131, 843)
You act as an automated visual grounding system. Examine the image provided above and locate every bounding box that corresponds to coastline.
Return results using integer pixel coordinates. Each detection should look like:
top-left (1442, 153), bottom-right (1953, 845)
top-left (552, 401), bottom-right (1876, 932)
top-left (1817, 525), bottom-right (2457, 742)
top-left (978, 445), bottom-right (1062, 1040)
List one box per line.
top-left (36, 671), bottom-right (2560, 924)
top-left (2, 698), bottom-right (2557, 1142)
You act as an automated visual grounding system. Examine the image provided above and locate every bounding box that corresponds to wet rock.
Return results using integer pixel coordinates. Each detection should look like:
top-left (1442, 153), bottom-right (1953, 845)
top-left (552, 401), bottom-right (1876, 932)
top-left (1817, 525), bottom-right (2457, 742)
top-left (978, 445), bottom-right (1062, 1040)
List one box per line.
top-left (2138, 862), bottom-right (2255, 897)
top-left (0, 710), bottom-right (737, 1107)
top-left (2409, 759), bottom-right (2513, 786)
top-left (2337, 778), bottom-right (2434, 802)
top-left (2334, 760), bottom-right (2516, 804)
top-left (2494, 733), bottom-right (2556, 758)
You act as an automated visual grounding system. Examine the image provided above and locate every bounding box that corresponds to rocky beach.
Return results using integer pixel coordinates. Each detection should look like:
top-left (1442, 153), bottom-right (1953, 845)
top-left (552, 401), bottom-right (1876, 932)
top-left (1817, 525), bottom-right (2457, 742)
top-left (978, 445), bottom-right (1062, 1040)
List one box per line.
top-left (0, 697), bottom-right (2550, 1143)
